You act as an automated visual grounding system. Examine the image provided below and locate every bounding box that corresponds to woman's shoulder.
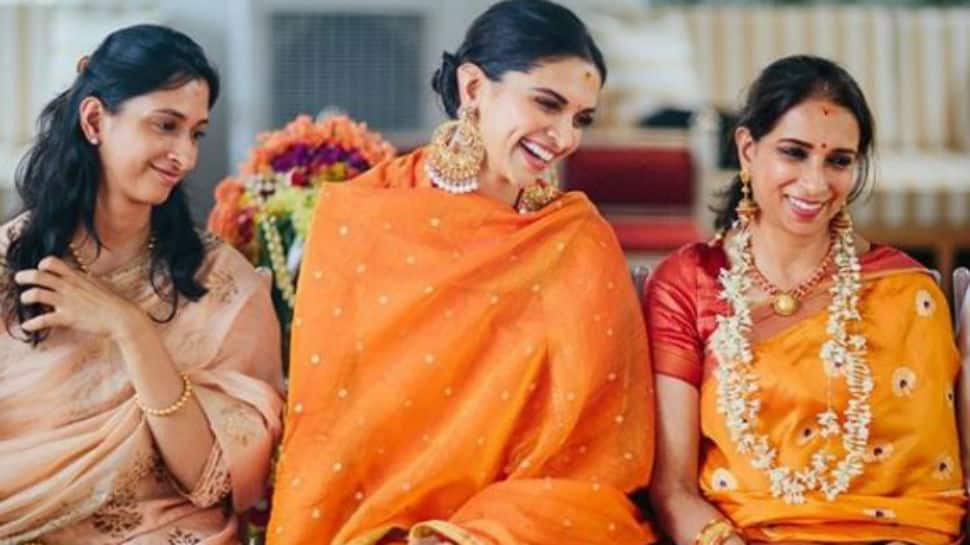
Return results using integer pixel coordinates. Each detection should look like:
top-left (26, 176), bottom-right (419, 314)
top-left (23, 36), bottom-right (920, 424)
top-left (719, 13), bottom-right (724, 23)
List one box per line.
top-left (196, 231), bottom-right (271, 297)
top-left (650, 241), bottom-right (726, 286)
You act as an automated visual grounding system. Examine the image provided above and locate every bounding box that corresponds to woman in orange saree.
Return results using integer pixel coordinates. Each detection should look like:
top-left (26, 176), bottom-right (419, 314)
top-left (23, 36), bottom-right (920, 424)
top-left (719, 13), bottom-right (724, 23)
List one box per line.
top-left (267, 2), bottom-right (655, 544)
top-left (646, 56), bottom-right (965, 545)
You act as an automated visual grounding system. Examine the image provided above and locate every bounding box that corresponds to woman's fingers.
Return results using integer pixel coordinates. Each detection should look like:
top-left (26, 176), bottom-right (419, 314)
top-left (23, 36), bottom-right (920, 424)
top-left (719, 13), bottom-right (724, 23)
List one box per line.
top-left (21, 310), bottom-right (66, 332)
top-left (19, 287), bottom-right (58, 307)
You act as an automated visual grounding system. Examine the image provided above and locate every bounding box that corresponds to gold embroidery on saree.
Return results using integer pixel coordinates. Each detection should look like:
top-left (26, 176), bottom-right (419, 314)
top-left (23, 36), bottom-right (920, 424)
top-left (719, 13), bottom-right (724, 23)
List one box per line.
top-left (167, 526), bottom-right (202, 545)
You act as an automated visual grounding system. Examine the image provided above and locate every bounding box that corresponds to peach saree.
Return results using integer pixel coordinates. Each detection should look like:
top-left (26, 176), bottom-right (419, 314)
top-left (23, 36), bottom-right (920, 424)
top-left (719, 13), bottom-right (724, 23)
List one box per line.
top-left (0, 228), bottom-right (285, 545)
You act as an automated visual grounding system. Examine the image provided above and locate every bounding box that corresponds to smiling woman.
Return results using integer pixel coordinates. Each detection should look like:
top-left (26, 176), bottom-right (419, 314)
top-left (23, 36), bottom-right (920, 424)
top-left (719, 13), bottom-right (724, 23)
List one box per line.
top-left (0, 24), bottom-right (284, 545)
top-left (645, 56), bottom-right (965, 545)
top-left (267, 1), bottom-right (656, 545)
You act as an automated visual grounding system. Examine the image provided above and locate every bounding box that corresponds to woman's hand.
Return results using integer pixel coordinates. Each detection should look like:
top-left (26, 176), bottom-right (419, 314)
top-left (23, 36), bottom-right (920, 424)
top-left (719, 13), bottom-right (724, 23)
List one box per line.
top-left (14, 256), bottom-right (144, 339)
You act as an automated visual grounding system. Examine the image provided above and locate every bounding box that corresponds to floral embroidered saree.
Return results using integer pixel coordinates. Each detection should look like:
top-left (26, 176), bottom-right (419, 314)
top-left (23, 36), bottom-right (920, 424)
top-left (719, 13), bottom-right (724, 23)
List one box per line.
top-left (646, 242), bottom-right (966, 543)
top-left (0, 226), bottom-right (285, 545)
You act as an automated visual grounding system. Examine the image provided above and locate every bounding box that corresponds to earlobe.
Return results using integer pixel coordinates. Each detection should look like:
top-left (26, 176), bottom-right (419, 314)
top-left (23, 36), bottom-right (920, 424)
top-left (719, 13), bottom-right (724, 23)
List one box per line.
top-left (78, 96), bottom-right (103, 146)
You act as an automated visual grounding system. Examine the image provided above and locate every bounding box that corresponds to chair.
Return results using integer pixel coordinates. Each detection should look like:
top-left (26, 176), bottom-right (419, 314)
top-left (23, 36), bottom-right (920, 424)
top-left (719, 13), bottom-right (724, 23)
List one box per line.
top-left (631, 265), bottom-right (651, 297)
top-left (952, 267), bottom-right (970, 494)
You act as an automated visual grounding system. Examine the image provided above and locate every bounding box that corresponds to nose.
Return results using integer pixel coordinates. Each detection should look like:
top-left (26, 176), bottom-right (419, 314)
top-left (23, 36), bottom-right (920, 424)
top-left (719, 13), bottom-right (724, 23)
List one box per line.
top-left (801, 159), bottom-right (828, 196)
top-left (548, 121), bottom-right (579, 155)
top-left (169, 135), bottom-right (198, 172)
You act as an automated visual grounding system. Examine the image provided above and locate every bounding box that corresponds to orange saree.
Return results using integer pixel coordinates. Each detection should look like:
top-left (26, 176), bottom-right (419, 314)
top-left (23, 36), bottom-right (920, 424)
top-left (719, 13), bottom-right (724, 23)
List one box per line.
top-left (268, 148), bottom-right (655, 545)
top-left (646, 242), bottom-right (967, 544)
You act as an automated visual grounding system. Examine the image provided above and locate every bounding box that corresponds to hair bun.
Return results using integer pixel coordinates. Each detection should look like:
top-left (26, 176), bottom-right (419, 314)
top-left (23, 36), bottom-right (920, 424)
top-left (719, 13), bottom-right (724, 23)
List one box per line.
top-left (431, 51), bottom-right (462, 117)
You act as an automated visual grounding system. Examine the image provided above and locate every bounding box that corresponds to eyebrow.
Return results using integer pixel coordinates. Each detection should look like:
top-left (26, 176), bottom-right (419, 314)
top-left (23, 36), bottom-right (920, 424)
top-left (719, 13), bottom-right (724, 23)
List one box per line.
top-left (779, 137), bottom-right (855, 155)
top-left (530, 87), bottom-right (597, 114)
top-left (154, 108), bottom-right (209, 125)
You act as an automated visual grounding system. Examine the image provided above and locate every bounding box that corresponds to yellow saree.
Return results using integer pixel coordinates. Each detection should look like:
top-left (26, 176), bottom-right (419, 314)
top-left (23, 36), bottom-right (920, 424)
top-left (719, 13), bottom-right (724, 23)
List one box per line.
top-left (648, 242), bottom-right (966, 543)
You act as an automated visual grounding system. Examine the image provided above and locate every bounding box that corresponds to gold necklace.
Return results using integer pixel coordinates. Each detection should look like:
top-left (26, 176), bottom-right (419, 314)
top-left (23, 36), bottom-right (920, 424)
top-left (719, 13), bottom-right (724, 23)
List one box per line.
top-left (748, 235), bottom-right (834, 316)
top-left (67, 236), bottom-right (156, 275)
top-left (68, 240), bottom-right (94, 274)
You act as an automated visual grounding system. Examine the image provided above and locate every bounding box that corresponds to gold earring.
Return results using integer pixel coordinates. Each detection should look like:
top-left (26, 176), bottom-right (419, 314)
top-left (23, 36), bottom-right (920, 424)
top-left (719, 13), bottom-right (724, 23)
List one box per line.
top-left (831, 203), bottom-right (853, 232)
top-left (735, 170), bottom-right (759, 224)
top-left (426, 105), bottom-right (485, 194)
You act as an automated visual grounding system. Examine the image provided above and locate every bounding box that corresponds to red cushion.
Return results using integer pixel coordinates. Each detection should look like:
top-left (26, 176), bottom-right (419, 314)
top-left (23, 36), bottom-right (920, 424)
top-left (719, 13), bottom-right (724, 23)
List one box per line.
top-left (608, 216), bottom-right (704, 252)
top-left (564, 147), bottom-right (694, 207)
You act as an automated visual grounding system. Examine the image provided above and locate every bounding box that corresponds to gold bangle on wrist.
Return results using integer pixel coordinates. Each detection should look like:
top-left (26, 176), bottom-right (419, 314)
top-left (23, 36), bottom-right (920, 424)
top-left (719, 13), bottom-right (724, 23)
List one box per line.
top-left (693, 518), bottom-right (737, 545)
top-left (137, 372), bottom-right (193, 416)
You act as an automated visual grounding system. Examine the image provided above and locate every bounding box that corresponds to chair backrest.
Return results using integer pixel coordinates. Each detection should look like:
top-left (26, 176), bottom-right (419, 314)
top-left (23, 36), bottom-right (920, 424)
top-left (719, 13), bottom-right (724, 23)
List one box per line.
top-left (952, 267), bottom-right (970, 491)
top-left (954, 267), bottom-right (970, 331)
top-left (631, 265), bottom-right (651, 297)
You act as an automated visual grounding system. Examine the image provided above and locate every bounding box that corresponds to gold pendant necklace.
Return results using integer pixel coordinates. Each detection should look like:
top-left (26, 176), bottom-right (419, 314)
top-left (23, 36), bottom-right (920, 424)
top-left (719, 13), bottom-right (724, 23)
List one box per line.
top-left (749, 236), bottom-right (834, 317)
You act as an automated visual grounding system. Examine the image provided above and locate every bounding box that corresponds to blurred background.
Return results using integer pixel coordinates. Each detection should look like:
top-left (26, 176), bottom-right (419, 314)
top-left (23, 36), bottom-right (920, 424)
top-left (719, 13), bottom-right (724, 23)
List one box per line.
top-left (1, 0), bottom-right (969, 284)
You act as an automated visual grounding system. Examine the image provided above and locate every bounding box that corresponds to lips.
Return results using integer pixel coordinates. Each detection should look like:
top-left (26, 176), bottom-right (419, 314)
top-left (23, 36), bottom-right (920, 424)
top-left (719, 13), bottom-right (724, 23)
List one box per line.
top-left (785, 195), bottom-right (825, 221)
top-left (152, 165), bottom-right (182, 187)
top-left (518, 138), bottom-right (556, 173)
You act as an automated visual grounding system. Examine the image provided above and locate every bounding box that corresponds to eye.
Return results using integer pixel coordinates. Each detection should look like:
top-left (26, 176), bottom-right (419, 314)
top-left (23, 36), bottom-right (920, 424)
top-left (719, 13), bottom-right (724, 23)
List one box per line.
top-left (574, 113), bottom-right (594, 129)
top-left (780, 146), bottom-right (807, 160)
top-left (193, 130), bottom-right (208, 141)
top-left (828, 154), bottom-right (854, 169)
top-left (535, 97), bottom-right (561, 113)
top-left (155, 119), bottom-right (178, 132)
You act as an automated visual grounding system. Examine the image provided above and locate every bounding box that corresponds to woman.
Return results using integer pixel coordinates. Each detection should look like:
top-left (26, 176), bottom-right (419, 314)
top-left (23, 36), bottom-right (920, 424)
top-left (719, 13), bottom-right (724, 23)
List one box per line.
top-left (0, 25), bottom-right (284, 545)
top-left (646, 55), bottom-right (965, 544)
top-left (268, 1), bottom-right (655, 544)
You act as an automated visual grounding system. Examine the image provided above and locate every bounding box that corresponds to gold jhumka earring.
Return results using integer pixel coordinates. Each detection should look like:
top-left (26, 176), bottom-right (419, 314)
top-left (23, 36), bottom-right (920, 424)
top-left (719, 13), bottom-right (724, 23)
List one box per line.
top-left (735, 170), bottom-right (759, 224)
top-left (426, 106), bottom-right (485, 194)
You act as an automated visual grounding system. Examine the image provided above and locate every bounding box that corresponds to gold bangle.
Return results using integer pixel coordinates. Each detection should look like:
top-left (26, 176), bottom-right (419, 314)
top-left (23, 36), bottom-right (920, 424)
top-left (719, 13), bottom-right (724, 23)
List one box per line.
top-left (137, 372), bottom-right (193, 416)
top-left (693, 518), bottom-right (737, 545)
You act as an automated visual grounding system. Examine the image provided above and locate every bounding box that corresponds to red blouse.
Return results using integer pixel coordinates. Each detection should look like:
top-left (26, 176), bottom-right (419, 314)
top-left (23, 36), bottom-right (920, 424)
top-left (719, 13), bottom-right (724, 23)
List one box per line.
top-left (642, 242), bottom-right (922, 387)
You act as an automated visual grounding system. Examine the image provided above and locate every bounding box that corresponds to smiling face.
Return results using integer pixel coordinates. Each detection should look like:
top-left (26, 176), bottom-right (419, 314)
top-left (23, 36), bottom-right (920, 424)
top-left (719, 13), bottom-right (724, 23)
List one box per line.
top-left (737, 97), bottom-right (861, 239)
top-left (81, 78), bottom-right (211, 207)
top-left (457, 56), bottom-right (601, 188)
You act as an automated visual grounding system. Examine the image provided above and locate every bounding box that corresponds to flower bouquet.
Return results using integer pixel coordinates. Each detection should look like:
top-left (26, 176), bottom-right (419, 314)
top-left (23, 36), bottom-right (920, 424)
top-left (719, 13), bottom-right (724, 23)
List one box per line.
top-left (207, 114), bottom-right (394, 545)
top-left (208, 113), bottom-right (396, 336)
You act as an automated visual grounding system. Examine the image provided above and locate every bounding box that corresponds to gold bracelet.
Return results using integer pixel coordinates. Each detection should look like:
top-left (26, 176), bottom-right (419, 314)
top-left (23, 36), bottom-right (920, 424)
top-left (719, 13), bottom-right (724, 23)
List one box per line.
top-left (693, 518), bottom-right (737, 545)
top-left (137, 372), bottom-right (193, 416)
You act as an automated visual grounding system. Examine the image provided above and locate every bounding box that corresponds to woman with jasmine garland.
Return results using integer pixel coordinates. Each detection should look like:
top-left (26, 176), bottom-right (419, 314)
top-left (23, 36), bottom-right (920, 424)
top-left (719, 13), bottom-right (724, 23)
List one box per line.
top-left (646, 55), bottom-right (965, 544)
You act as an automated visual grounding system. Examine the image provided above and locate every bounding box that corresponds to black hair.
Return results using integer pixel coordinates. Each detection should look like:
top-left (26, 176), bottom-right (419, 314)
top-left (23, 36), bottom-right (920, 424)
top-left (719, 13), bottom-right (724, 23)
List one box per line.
top-left (713, 55), bottom-right (875, 232)
top-left (431, 0), bottom-right (606, 118)
top-left (4, 23), bottom-right (220, 344)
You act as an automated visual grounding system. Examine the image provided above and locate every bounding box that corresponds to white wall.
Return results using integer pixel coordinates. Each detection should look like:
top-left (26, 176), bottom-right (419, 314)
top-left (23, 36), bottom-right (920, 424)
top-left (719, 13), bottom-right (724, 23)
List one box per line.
top-left (0, 0), bottom-right (619, 222)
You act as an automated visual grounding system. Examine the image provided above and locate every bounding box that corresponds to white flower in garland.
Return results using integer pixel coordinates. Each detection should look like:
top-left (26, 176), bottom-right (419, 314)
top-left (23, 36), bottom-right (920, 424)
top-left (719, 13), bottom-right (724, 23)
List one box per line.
top-left (711, 224), bottom-right (873, 504)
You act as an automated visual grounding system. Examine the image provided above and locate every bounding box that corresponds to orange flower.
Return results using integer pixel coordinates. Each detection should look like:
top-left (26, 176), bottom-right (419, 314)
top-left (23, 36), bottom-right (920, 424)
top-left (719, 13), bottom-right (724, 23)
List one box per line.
top-left (208, 177), bottom-right (247, 246)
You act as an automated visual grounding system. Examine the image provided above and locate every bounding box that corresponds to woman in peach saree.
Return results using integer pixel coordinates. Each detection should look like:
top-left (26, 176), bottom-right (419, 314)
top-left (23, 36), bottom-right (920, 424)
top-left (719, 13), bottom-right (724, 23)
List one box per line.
top-left (0, 25), bottom-right (283, 545)
top-left (646, 56), bottom-right (965, 545)
top-left (267, 2), bottom-right (655, 544)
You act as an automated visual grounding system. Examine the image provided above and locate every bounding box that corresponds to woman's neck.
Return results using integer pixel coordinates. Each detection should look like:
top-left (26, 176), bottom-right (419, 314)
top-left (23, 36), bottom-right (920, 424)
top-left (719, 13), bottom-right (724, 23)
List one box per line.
top-left (74, 190), bottom-right (153, 274)
top-left (748, 219), bottom-right (832, 290)
top-left (475, 167), bottom-right (523, 209)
